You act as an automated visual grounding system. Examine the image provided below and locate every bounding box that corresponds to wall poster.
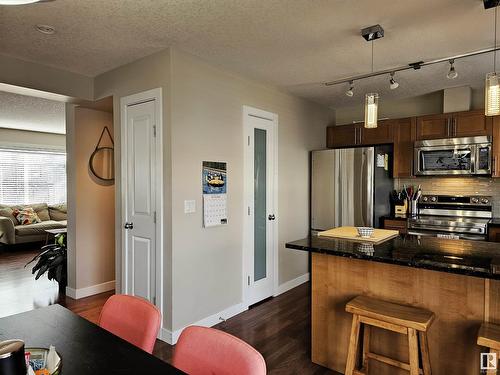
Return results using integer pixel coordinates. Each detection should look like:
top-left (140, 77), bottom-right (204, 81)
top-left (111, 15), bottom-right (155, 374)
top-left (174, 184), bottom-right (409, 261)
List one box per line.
top-left (202, 161), bottom-right (227, 227)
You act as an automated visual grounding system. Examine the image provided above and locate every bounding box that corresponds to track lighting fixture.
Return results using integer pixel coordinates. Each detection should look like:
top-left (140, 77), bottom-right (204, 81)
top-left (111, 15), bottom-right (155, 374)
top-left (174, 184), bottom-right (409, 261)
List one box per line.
top-left (345, 81), bottom-right (354, 97)
top-left (389, 73), bottom-right (399, 89)
top-left (447, 59), bottom-right (458, 79)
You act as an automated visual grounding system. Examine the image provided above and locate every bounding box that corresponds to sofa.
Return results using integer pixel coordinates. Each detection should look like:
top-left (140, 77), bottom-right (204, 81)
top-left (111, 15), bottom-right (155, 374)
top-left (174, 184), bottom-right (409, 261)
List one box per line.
top-left (0, 203), bottom-right (67, 245)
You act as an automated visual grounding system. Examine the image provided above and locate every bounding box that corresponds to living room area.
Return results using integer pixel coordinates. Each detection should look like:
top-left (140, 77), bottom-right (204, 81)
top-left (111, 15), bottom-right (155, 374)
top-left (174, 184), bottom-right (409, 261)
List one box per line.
top-left (0, 88), bottom-right (116, 318)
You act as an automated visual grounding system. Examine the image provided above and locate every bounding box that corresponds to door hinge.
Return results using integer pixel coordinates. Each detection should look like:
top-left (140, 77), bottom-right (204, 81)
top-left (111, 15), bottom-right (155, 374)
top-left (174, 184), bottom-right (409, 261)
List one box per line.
top-left (153, 211), bottom-right (157, 223)
top-left (153, 125), bottom-right (157, 137)
top-left (248, 276), bottom-right (250, 286)
top-left (247, 206), bottom-right (251, 216)
top-left (247, 135), bottom-right (250, 146)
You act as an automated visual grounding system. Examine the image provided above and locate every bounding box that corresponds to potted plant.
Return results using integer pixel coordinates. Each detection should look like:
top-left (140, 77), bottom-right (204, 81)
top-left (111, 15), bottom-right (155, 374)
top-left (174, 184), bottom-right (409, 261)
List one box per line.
top-left (26, 233), bottom-right (67, 291)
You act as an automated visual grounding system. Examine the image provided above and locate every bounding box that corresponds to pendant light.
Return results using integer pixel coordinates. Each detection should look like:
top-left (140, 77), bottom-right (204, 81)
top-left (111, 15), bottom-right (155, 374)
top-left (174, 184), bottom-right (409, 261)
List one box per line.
top-left (365, 40), bottom-right (379, 128)
top-left (486, 5), bottom-right (500, 116)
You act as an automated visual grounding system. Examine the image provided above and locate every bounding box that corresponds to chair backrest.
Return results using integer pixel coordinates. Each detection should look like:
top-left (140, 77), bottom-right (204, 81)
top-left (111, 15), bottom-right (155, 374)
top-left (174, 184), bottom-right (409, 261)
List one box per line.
top-left (98, 294), bottom-right (161, 353)
top-left (173, 326), bottom-right (266, 375)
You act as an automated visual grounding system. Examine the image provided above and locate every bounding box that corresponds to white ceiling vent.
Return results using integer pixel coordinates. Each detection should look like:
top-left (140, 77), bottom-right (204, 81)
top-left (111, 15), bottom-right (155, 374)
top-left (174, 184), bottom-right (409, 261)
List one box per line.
top-left (443, 86), bottom-right (471, 113)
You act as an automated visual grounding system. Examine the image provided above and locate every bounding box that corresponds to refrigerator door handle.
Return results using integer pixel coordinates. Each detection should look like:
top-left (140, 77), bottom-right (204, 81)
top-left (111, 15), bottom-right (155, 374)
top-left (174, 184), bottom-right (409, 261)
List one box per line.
top-left (362, 148), bottom-right (374, 227)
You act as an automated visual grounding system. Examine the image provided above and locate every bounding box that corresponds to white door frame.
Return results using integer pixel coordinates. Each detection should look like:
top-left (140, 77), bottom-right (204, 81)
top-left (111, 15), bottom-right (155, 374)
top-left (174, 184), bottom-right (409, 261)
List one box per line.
top-left (120, 88), bottom-right (164, 318)
top-left (242, 105), bottom-right (279, 307)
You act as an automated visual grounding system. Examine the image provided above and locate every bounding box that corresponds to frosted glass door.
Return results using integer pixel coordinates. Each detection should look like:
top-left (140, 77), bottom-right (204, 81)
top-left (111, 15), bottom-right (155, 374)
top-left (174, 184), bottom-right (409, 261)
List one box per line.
top-left (254, 128), bottom-right (267, 282)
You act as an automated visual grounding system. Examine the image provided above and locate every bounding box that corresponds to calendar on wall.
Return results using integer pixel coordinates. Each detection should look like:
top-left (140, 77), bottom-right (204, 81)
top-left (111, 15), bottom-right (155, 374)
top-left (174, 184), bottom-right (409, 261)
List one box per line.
top-left (202, 161), bottom-right (228, 227)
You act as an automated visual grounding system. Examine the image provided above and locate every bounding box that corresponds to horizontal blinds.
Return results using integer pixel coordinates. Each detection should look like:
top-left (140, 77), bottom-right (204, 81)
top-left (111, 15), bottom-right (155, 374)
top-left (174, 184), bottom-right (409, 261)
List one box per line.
top-left (0, 148), bottom-right (67, 206)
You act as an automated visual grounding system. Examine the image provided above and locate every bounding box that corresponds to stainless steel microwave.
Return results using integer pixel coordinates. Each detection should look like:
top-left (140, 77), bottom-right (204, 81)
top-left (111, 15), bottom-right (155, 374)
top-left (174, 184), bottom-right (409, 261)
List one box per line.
top-left (414, 136), bottom-right (492, 176)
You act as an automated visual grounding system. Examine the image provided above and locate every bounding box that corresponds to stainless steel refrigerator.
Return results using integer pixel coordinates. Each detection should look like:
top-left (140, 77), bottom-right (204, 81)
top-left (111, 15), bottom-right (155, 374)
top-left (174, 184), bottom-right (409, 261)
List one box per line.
top-left (311, 146), bottom-right (393, 234)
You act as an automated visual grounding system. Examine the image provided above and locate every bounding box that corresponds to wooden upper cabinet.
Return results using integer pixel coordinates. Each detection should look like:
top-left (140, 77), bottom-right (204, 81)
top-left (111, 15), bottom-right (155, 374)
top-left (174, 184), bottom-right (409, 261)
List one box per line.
top-left (327, 121), bottom-right (394, 148)
top-left (492, 116), bottom-right (500, 178)
top-left (415, 114), bottom-right (449, 140)
top-left (393, 117), bottom-right (415, 178)
top-left (327, 124), bottom-right (359, 148)
top-left (453, 110), bottom-right (492, 137)
top-left (360, 120), bottom-right (394, 145)
top-left (416, 110), bottom-right (492, 140)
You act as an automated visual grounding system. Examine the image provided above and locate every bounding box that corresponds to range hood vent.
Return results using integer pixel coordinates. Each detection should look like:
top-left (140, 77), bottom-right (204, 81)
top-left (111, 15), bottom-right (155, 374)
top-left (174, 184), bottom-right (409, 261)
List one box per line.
top-left (443, 86), bottom-right (471, 113)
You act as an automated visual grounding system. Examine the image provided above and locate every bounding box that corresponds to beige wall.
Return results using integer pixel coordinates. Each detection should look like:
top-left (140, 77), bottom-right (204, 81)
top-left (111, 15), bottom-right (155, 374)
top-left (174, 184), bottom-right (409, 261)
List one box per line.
top-left (0, 128), bottom-right (65, 149)
top-left (0, 54), bottom-right (93, 101)
top-left (94, 49), bottom-right (173, 329)
top-left (335, 88), bottom-right (485, 125)
top-left (169, 49), bottom-right (333, 330)
top-left (66, 106), bottom-right (115, 290)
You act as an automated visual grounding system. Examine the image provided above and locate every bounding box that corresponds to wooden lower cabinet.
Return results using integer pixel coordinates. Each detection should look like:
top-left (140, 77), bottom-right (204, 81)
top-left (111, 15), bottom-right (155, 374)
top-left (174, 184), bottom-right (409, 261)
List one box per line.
top-left (382, 218), bottom-right (408, 234)
top-left (489, 226), bottom-right (500, 242)
top-left (311, 254), bottom-right (496, 375)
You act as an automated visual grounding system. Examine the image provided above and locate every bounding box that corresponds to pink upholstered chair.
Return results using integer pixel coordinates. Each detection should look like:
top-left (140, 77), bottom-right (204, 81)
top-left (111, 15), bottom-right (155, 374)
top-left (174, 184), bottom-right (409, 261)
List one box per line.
top-left (98, 294), bottom-right (161, 353)
top-left (173, 326), bottom-right (266, 375)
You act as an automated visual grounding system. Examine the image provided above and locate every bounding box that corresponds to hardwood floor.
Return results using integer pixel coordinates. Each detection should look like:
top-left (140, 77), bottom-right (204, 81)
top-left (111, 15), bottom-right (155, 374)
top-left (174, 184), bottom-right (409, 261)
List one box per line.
top-left (0, 247), bottom-right (335, 374)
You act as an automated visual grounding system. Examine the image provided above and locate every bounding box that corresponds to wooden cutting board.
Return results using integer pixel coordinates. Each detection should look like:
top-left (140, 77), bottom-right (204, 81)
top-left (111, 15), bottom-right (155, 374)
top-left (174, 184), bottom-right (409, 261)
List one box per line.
top-left (318, 226), bottom-right (399, 244)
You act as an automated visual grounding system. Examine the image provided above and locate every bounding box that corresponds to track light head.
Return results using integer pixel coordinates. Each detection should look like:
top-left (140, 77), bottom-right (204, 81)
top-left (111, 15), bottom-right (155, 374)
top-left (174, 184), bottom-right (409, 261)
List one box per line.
top-left (389, 73), bottom-right (399, 90)
top-left (345, 81), bottom-right (354, 97)
top-left (447, 59), bottom-right (458, 79)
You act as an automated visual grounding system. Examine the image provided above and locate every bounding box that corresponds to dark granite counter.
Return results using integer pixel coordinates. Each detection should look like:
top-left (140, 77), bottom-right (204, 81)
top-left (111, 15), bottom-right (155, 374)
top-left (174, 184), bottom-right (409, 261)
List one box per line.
top-left (286, 234), bottom-right (500, 279)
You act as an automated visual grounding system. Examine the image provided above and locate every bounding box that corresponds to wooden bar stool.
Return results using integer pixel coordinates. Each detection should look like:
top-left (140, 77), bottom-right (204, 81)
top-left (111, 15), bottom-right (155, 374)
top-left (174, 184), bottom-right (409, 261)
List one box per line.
top-left (477, 323), bottom-right (500, 374)
top-left (345, 295), bottom-right (435, 375)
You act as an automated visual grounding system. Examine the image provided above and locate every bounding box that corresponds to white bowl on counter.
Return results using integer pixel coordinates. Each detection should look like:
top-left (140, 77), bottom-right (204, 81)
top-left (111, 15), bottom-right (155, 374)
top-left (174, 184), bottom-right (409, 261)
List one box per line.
top-left (356, 227), bottom-right (374, 238)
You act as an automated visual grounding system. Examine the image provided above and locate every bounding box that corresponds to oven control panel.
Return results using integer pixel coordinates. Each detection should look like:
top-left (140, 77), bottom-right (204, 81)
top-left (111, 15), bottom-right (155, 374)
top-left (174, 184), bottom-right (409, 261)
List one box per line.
top-left (420, 195), bottom-right (492, 206)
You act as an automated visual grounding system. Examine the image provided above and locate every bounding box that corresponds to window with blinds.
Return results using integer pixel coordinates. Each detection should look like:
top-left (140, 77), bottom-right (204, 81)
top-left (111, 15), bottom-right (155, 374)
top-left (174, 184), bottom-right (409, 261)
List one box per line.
top-left (0, 148), bottom-right (67, 205)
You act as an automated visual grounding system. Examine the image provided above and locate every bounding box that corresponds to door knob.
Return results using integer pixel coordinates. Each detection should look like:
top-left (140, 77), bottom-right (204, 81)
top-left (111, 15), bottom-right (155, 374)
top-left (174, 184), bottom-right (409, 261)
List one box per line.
top-left (124, 222), bottom-right (134, 229)
top-left (268, 214), bottom-right (276, 221)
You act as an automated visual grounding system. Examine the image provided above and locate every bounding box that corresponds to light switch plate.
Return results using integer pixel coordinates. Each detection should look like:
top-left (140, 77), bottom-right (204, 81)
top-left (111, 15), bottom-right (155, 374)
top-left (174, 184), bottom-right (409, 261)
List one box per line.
top-left (184, 200), bottom-right (196, 214)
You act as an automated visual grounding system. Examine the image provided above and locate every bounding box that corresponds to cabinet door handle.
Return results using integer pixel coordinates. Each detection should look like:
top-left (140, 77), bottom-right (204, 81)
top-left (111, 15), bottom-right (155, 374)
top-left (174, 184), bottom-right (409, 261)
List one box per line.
top-left (453, 118), bottom-right (457, 136)
top-left (493, 156), bottom-right (497, 176)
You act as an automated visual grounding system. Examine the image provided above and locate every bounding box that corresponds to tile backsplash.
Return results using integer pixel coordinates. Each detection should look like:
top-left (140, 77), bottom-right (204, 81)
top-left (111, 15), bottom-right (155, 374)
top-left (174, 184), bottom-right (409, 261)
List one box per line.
top-left (395, 177), bottom-right (500, 217)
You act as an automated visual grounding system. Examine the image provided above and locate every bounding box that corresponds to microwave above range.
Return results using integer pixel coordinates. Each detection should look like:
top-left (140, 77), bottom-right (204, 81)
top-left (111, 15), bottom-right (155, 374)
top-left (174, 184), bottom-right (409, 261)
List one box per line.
top-left (414, 136), bottom-right (492, 176)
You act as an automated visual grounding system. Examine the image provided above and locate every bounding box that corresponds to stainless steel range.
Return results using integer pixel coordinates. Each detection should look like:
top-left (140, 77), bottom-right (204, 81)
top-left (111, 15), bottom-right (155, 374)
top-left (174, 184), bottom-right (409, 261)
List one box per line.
top-left (408, 195), bottom-right (492, 241)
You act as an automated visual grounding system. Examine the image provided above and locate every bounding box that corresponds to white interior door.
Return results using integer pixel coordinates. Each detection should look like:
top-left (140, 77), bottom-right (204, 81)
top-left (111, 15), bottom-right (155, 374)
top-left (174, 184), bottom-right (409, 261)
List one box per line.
top-left (244, 107), bottom-right (278, 306)
top-left (123, 99), bottom-right (157, 303)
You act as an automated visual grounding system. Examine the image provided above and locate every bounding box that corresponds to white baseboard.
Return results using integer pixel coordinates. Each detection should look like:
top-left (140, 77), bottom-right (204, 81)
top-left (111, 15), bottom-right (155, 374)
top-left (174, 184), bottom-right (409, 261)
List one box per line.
top-left (274, 272), bottom-right (309, 297)
top-left (66, 280), bottom-right (115, 299)
top-left (160, 302), bottom-right (248, 345)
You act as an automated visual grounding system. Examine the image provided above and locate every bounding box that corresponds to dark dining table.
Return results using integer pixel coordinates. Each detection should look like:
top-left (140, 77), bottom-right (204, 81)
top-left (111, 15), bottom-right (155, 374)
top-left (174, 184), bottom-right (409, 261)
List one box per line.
top-left (0, 304), bottom-right (184, 374)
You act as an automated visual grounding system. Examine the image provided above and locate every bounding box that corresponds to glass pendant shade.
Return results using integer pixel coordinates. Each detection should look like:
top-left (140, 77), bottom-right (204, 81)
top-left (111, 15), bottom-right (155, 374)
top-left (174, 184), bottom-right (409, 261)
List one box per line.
top-left (364, 93), bottom-right (379, 128)
top-left (0, 0), bottom-right (41, 4)
top-left (485, 72), bottom-right (500, 116)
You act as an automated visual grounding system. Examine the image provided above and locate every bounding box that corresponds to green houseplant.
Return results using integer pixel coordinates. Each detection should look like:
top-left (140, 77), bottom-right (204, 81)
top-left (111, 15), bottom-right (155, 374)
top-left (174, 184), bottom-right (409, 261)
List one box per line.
top-left (26, 233), bottom-right (67, 290)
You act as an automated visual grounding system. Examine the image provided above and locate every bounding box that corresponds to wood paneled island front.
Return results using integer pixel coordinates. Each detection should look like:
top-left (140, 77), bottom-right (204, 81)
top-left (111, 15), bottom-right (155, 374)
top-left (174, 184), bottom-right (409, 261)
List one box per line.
top-left (286, 235), bottom-right (500, 375)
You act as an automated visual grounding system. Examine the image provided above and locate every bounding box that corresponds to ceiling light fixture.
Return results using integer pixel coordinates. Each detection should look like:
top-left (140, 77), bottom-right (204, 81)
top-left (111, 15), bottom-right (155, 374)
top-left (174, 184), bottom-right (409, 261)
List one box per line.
top-left (486, 5), bottom-right (500, 116)
top-left (0, 0), bottom-right (42, 4)
top-left (363, 25), bottom-right (382, 129)
top-left (35, 24), bottom-right (55, 35)
top-left (345, 81), bottom-right (354, 97)
top-left (389, 72), bottom-right (399, 89)
top-left (446, 59), bottom-right (458, 79)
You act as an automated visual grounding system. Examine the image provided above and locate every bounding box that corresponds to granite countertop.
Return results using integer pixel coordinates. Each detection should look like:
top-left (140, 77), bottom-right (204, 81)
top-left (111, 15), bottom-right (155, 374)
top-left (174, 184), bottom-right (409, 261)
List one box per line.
top-left (286, 235), bottom-right (500, 279)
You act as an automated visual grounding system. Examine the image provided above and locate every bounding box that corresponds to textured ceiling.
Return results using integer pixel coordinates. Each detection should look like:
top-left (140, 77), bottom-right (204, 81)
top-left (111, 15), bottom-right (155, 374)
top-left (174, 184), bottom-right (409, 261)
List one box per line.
top-left (0, 0), bottom-right (497, 107)
top-left (0, 91), bottom-right (65, 133)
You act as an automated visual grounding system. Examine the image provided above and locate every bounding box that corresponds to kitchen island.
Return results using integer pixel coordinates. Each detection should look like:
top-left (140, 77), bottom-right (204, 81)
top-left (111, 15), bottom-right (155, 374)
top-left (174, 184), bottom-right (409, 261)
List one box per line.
top-left (286, 235), bottom-right (500, 375)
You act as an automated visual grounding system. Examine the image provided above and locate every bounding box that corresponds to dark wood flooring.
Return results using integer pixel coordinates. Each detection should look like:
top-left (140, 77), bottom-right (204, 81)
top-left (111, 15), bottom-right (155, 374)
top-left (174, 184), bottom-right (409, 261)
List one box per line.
top-left (0, 247), bottom-right (336, 374)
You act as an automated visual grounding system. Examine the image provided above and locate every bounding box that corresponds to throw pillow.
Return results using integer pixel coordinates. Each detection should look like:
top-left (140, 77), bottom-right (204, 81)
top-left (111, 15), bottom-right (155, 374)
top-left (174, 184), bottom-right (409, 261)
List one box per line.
top-left (13, 208), bottom-right (42, 225)
top-left (0, 206), bottom-right (19, 226)
top-left (48, 203), bottom-right (67, 221)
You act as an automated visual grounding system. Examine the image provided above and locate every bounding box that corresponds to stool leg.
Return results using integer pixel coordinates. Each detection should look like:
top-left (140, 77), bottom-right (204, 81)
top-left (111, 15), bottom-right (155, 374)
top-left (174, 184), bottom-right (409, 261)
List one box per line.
top-left (418, 331), bottom-right (431, 375)
top-left (362, 325), bottom-right (370, 373)
top-left (408, 328), bottom-right (419, 375)
top-left (345, 314), bottom-right (361, 375)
